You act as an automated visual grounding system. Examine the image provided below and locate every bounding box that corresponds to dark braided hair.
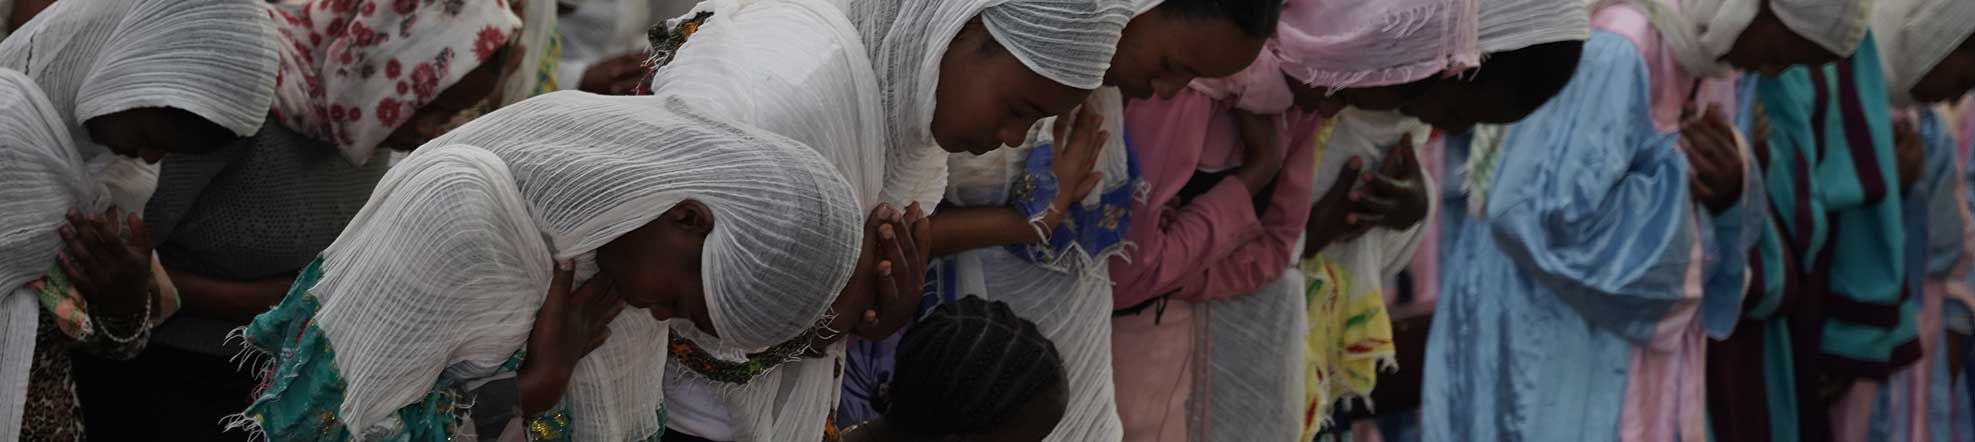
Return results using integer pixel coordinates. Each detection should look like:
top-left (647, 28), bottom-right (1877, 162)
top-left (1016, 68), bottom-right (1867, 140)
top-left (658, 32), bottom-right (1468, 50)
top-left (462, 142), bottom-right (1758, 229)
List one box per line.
top-left (885, 296), bottom-right (1065, 437)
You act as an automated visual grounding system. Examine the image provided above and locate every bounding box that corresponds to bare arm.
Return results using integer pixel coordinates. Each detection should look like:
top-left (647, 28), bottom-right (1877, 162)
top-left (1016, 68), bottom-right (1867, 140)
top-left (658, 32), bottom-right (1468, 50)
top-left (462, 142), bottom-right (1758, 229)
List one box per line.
top-left (167, 269), bottom-right (294, 323)
top-left (929, 104), bottom-right (1106, 258)
top-left (927, 206), bottom-right (1068, 258)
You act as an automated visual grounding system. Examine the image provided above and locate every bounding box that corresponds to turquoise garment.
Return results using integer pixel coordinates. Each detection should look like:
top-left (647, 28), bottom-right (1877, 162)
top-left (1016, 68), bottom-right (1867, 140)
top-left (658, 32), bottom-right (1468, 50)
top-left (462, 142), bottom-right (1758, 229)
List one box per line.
top-left (1711, 34), bottom-right (1916, 441)
top-left (1423, 32), bottom-right (1696, 441)
top-left (235, 258), bottom-right (656, 441)
top-left (1755, 35), bottom-right (1918, 376)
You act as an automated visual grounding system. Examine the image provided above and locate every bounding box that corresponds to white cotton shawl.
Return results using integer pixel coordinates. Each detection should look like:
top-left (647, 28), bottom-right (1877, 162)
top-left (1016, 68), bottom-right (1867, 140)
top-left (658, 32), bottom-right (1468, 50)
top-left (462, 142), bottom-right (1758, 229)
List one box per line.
top-left (842, 0), bottom-right (1136, 206)
top-left (0, 0), bottom-right (277, 155)
top-left (1771, 0), bottom-right (1872, 58)
top-left (0, 0), bottom-right (278, 211)
top-left (1874, 0), bottom-right (1975, 106)
top-left (649, 0), bottom-right (1130, 438)
top-left (0, 68), bottom-right (101, 440)
top-left (1597, 0), bottom-right (1757, 77)
top-left (650, 2), bottom-right (887, 440)
top-left (0, 1), bottom-right (276, 437)
top-left (943, 88), bottom-right (1136, 442)
top-left (1194, 270), bottom-right (1308, 442)
top-left (291, 92), bottom-right (861, 441)
top-left (1477, 0), bottom-right (1592, 53)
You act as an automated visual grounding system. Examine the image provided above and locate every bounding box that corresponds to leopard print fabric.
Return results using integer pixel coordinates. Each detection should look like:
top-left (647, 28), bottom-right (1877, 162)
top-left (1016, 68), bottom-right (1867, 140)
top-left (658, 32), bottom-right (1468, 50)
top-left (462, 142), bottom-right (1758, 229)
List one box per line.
top-left (18, 292), bottom-right (154, 441)
top-left (22, 314), bottom-right (83, 442)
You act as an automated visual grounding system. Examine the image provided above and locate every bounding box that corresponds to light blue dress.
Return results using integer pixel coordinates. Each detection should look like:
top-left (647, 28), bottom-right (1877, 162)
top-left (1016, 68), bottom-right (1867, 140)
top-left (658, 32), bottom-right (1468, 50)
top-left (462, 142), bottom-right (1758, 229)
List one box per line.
top-left (1424, 31), bottom-right (1697, 441)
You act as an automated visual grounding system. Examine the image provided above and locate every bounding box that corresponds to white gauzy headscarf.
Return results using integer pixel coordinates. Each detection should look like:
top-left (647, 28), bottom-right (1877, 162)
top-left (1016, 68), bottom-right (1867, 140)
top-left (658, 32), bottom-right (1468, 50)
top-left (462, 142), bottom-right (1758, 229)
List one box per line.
top-left (0, 0), bottom-right (280, 152)
top-left (1874, 0), bottom-right (1975, 106)
top-left (1771, 0), bottom-right (1871, 58)
top-left (942, 88), bottom-right (1138, 442)
top-left (0, 68), bottom-right (100, 439)
top-left (842, 0), bottom-right (1137, 206)
top-left (298, 92), bottom-right (861, 440)
top-left (1627, 0), bottom-right (1752, 77)
top-left (648, 2), bottom-right (894, 440)
top-left (0, 0), bottom-right (277, 156)
top-left (0, 1), bottom-right (276, 436)
top-left (0, 0), bottom-right (279, 211)
top-left (1476, 0), bottom-right (1592, 53)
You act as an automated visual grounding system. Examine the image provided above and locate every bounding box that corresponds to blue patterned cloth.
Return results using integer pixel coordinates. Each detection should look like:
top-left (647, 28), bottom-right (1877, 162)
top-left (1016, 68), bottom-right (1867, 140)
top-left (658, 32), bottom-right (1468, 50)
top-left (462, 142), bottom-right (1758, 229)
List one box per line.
top-left (1004, 138), bottom-right (1140, 270)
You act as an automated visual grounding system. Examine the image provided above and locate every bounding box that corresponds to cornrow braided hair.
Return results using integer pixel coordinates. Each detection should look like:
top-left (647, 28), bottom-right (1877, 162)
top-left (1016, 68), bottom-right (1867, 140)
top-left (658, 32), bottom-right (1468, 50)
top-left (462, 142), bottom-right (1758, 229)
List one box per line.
top-left (885, 296), bottom-right (1065, 437)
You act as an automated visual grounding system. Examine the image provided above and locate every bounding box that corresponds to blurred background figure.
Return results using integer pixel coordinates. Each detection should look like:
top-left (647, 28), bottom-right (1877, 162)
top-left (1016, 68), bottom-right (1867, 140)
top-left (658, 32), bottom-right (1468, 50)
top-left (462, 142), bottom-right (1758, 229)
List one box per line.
top-left (557, 0), bottom-right (694, 94)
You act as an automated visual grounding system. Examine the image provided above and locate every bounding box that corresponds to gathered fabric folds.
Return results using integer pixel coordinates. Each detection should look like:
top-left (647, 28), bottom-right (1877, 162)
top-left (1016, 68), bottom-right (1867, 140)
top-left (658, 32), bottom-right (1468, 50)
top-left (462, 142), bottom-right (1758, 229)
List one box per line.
top-left (0, 0), bottom-right (278, 210)
top-left (0, 69), bottom-right (102, 439)
top-left (840, 0), bottom-right (1134, 206)
top-left (650, 0), bottom-right (1132, 438)
top-left (231, 92), bottom-right (861, 440)
top-left (0, 0), bottom-right (278, 436)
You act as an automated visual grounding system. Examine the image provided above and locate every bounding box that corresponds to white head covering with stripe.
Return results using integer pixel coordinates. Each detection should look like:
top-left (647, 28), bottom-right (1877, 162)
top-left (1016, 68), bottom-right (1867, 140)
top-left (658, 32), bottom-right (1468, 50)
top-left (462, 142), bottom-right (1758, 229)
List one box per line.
top-left (1771, 0), bottom-right (1872, 58)
top-left (843, 0), bottom-right (1137, 207)
top-left (1476, 0), bottom-right (1592, 53)
top-left (1874, 0), bottom-right (1975, 105)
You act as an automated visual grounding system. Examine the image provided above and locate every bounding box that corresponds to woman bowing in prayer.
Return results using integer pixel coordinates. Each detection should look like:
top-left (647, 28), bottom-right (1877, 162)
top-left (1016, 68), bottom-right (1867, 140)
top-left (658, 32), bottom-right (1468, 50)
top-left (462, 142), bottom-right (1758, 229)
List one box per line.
top-left (835, 0), bottom-right (1282, 437)
top-left (1430, 0), bottom-right (1868, 440)
top-left (227, 92), bottom-right (866, 441)
top-left (72, 2), bottom-right (530, 438)
top-left (0, 0), bottom-right (280, 440)
top-left (643, 0), bottom-right (1136, 440)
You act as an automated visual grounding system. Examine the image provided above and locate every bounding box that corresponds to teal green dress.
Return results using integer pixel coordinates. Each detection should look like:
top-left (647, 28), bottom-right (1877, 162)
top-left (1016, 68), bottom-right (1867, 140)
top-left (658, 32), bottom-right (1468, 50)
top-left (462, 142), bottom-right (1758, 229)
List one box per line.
top-left (233, 258), bottom-right (664, 441)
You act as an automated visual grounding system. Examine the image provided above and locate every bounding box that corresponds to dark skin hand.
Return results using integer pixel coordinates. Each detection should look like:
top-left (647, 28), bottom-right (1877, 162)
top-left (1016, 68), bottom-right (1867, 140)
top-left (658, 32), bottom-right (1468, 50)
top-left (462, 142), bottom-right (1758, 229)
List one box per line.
top-left (827, 203), bottom-right (932, 343)
top-left (1304, 158), bottom-right (1369, 257)
top-left (518, 260), bottom-right (625, 416)
top-left (1893, 117), bottom-right (1926, 194)
top-left (57, 207), bottom-right (152, 318)
top-left (1230, 110), bottom-right (1283, 196)
top-left (1681, 104), bottom-right (1746, 213)
top-left (1353, 135), bottom-right (1431, 230)
top-left (1301, 136), bottom-right (1432, 258)
top-left (928, 104), bottom-right (1106, 258)
top-left (578, 53), bottom-right (649, 95)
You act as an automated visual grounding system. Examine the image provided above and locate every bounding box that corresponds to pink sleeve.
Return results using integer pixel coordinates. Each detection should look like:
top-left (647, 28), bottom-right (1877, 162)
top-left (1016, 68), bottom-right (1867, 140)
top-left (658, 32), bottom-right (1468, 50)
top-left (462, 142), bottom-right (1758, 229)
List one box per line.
top-left (1107, 94), bottom-right (1275, 309)
top-left (1108, 177), bottom-right (1264, 309)
top-left (1170, 114), bottom-right (1322, 302)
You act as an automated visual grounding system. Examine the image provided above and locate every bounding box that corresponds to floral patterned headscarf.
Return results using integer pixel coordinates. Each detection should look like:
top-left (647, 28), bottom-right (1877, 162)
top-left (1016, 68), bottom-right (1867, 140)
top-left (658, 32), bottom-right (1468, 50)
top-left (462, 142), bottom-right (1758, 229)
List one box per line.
top-left (266, 0), bottom-right (522, 166)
